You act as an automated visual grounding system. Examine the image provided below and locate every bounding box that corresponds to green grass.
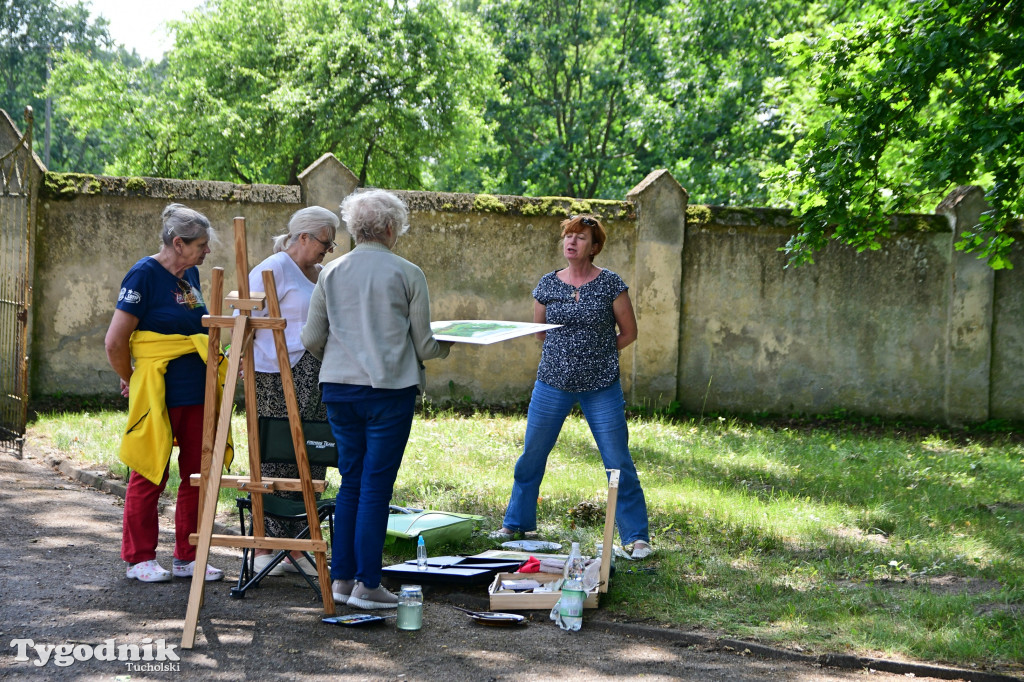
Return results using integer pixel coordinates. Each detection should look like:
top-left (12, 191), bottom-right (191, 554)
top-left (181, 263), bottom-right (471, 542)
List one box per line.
top-left (26, 407), bottom-right (1024, 673)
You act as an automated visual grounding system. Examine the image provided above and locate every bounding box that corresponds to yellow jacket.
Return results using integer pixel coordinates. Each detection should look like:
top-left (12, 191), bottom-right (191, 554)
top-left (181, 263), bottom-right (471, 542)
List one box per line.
top-left (119, 330), bottom-right (233, 484)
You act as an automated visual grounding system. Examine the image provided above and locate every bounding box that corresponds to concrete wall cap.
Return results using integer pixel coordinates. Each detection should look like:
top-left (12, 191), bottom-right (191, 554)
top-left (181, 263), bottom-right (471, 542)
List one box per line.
top-left (297, 152), bottom-right (358, 186)
top-left (935, 185), bottom-right (986, 214)
top-left (626, 169), bottom-right (688, 202)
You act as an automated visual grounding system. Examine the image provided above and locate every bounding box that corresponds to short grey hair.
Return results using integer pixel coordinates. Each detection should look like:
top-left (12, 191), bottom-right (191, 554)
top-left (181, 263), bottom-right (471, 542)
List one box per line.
top-left (160, 203), bottom-right (213, 245)
top-left (340, 189), bottom-right (409, 244)
top-left (272, 206), bottom-right (340, 253)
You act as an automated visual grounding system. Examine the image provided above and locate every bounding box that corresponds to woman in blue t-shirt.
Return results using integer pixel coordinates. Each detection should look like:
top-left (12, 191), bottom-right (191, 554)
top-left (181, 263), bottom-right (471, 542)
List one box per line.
top-left (105, 203), bottom-right (224, 583)
top-left (494, 214), bottom-right (652, 559)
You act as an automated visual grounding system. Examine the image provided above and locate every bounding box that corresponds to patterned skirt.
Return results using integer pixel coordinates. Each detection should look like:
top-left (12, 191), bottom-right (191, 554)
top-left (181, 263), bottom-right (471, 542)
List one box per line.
top-left (253, 351), bottom-right (329, 538)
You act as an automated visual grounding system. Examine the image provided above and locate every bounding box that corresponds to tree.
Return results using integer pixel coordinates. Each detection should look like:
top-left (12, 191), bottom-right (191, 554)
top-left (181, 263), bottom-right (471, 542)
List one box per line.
top-left (642, 0), bottom-right (879, 206)
top-left (471, 0), bottom-right (883, 203)
top-left (0, 0), bottom-right (131, 171)
top-left (48, 0), bottom-right (499, 189)
top-left (763, 0), bottom-right (1022, 268)
top-left (476, 0), bottom-right (669, 199)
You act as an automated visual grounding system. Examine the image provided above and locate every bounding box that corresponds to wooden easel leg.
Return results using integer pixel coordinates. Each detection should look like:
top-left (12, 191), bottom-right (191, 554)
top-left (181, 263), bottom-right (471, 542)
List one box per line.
top-left (262, 271), bottom-right (336, 616)
top-left (183, 216), bottom-right (337, 646)
top-left (317, 544), bottom-right (335, 615)
top-left (182, 316), bottom-right (247, 649)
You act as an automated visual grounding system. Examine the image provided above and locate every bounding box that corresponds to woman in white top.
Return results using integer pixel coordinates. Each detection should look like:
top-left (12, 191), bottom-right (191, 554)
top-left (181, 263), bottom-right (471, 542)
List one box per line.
top-left (248, 206), bottom-right (339, 576)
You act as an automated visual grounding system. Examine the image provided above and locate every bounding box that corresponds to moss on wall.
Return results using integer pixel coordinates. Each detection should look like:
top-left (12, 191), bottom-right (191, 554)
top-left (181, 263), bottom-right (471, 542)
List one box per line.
top-left (42, 173), bottom-right (101, 200)
top-left (125, 177), bottom-right (148, 193)
top-left (399, 190), bottom-right (635, 221)
top-left (41, 173), bottom-right (300, 204)
top-left (892, 214), bottom-right (949, 233)
top-left (472, 194), bottom-right (509, 213)
top-left (686, 205), bottom-right (713, 224)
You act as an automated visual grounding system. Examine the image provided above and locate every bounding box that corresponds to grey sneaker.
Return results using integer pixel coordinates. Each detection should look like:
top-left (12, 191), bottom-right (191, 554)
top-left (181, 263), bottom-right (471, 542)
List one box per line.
top-left (331, 579), bottom-right (355, 605)
top-left (347, 581), bottom-right (398, 610)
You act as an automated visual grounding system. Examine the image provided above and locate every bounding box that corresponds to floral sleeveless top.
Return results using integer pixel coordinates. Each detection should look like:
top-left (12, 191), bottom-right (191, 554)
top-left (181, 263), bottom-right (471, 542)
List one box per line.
top-left (534, 268), bottom-right (628, 392)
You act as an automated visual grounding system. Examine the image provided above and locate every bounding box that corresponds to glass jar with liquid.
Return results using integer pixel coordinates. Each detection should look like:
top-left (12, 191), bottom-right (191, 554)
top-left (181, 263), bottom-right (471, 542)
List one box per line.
top-left (397, 584), bottom-right (423, 631)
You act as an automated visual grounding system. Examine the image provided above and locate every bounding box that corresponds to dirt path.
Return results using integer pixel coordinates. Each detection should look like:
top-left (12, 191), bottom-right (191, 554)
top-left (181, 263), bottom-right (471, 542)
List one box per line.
top-left (0, 448), bottom-right (1006, 681)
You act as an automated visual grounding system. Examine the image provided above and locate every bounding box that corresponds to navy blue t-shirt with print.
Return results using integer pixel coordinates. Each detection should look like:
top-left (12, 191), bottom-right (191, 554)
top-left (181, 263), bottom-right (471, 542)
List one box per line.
top-left (534, 268), bottom-right (628, 393)
top-left (116, 257), bottom-right (208, 407)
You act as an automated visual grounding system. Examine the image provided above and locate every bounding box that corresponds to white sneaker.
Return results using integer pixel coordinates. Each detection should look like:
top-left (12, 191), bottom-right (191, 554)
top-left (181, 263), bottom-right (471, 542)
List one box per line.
top-left (253, 554), bottom-right (286, 576)
top-left (172, 561), bottom-right (224, 582)
top-left (126, 559), bottom-right (171, 583)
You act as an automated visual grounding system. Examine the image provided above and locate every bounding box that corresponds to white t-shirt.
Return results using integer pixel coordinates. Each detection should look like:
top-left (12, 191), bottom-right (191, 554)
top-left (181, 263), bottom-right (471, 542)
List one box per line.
top-left (248, 251), bottom-right (318, 373)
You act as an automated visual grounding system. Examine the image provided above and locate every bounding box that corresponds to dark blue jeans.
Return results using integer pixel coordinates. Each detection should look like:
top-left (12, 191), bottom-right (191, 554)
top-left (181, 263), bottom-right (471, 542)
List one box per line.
top-left (325, 391), bottom-right (416, 588)
top-left (502, 379), bottom-right (650, 545)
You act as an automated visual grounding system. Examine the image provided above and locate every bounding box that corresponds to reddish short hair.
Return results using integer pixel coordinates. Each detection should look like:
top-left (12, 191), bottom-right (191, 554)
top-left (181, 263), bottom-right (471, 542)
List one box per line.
top-left (559, 214), bottom-right (606, 261)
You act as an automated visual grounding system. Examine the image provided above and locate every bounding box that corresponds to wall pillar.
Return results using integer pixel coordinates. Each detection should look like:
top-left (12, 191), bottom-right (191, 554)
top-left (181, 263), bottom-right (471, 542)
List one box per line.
top-left (625, 170), bottom-right (688, 407)
top-left (298, 153), bottom-right (359, 256)
top-left (935, 186), bottom-right (994, 425)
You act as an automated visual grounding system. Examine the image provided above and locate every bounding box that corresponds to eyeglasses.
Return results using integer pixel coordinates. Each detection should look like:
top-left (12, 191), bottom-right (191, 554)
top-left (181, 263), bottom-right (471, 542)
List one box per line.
top-left (310, 234), bottom-right (336, 250)
top-left (569, 215), bottom-right (598, 228)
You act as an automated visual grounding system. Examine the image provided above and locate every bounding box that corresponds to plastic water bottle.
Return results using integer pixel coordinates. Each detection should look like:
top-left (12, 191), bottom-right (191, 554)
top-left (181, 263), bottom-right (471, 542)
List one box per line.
top-left (416, 535), bottom-right (428, 571)
top-left (558, 542), bottom-right (586, 631)
top-left (564, 541), bottom-right (585, 582)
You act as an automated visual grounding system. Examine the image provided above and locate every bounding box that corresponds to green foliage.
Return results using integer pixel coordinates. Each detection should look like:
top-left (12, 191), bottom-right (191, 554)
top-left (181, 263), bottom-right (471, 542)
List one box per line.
top-left (763, 0), bottom-right (1022, 268)
top-left (475, 0), bottom-right (669, 199)
top-left (48, 0), bottom-right (499, 188)
top-left (0, 0), bottom-right (136, 171)
top-left (17, 0), bottom-right (1024, 270)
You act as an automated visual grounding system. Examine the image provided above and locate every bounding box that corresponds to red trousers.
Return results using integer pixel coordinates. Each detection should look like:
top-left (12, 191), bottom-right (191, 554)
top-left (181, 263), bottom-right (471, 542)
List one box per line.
top-left (121, 404), bottom-right (203, 564)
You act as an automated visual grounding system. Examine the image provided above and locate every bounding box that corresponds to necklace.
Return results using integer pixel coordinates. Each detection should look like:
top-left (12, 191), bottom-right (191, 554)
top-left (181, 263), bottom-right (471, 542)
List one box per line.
top-left (565, 267), bottom-right (592, 302)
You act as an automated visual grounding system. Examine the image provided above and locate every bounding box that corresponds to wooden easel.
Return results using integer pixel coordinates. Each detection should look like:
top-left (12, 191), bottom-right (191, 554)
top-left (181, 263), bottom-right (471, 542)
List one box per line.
top-left (182, 217), bottom-right (335, 649)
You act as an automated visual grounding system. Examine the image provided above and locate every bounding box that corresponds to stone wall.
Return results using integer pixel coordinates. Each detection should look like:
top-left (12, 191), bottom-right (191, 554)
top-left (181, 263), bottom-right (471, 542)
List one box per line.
top-left (32, 176), bottom-right (303, 396)
top-left (6, 109), bottom-right (1020, 425)
top-left (680, 207), bottom-right (954, 418)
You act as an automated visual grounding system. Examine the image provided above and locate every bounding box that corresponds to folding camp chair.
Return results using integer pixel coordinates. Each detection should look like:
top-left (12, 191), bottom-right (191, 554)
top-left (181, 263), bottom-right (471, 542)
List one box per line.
top-left (230, 416), bottom-right (338, 599)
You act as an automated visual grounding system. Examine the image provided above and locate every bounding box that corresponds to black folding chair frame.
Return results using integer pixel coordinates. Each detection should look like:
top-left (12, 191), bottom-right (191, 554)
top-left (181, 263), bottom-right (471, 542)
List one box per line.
top-left (229, 417), bottom-right (338, 600)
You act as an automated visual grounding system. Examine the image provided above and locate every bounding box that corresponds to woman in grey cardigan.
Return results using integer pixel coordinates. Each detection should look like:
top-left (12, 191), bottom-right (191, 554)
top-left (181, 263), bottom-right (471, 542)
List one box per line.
top-left (301, 189), bottom-right (450, 610)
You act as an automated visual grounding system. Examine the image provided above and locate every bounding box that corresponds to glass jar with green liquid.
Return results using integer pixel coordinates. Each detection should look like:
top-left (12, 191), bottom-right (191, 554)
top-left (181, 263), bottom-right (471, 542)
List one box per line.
top-left (397, 585), bottom-right (423, 630)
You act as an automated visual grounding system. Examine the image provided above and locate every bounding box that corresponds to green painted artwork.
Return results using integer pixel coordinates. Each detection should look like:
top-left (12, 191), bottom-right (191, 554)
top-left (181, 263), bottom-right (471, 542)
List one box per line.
top-left (430, 320), bottom-right (561, 345)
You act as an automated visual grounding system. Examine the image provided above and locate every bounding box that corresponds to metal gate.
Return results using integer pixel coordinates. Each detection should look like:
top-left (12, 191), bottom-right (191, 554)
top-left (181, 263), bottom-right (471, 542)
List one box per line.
top-left (0, 107), bottom-right (35, 457)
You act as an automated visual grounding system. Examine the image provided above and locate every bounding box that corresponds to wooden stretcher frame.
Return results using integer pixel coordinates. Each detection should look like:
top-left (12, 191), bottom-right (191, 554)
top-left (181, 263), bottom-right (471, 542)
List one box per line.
top-left (181, 217), bottom-right (335, 649)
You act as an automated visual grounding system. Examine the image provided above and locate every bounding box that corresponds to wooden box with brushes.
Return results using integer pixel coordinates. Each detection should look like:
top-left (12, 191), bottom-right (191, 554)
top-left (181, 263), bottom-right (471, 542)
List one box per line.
top-left (487, 469), bottom-right (619, 610)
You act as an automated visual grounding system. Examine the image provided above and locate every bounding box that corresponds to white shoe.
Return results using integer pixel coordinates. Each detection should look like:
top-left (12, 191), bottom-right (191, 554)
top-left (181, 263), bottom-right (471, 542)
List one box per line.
top-left (631, 541), bottom-right (653, 560)
top-left (172, 561), bottom-right (224, 582)
top-left (253, 554), bottom-right (286, 576)
top-left (126, 559), bottom-right (171, 583)
top-left (282, 554), bottom-right (317, 575)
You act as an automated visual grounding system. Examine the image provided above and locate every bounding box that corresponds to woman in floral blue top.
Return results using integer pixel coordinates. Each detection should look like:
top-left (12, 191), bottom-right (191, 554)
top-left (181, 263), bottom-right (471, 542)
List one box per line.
top-left (495, 214), bottom-right (652, 559)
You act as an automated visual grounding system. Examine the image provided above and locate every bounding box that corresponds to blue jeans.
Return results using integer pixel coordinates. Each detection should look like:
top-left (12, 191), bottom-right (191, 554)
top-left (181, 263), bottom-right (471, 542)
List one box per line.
top-left (325, 392), bottom-right (416, 588)
top-left (502, 380), bottom-right (649, 545)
